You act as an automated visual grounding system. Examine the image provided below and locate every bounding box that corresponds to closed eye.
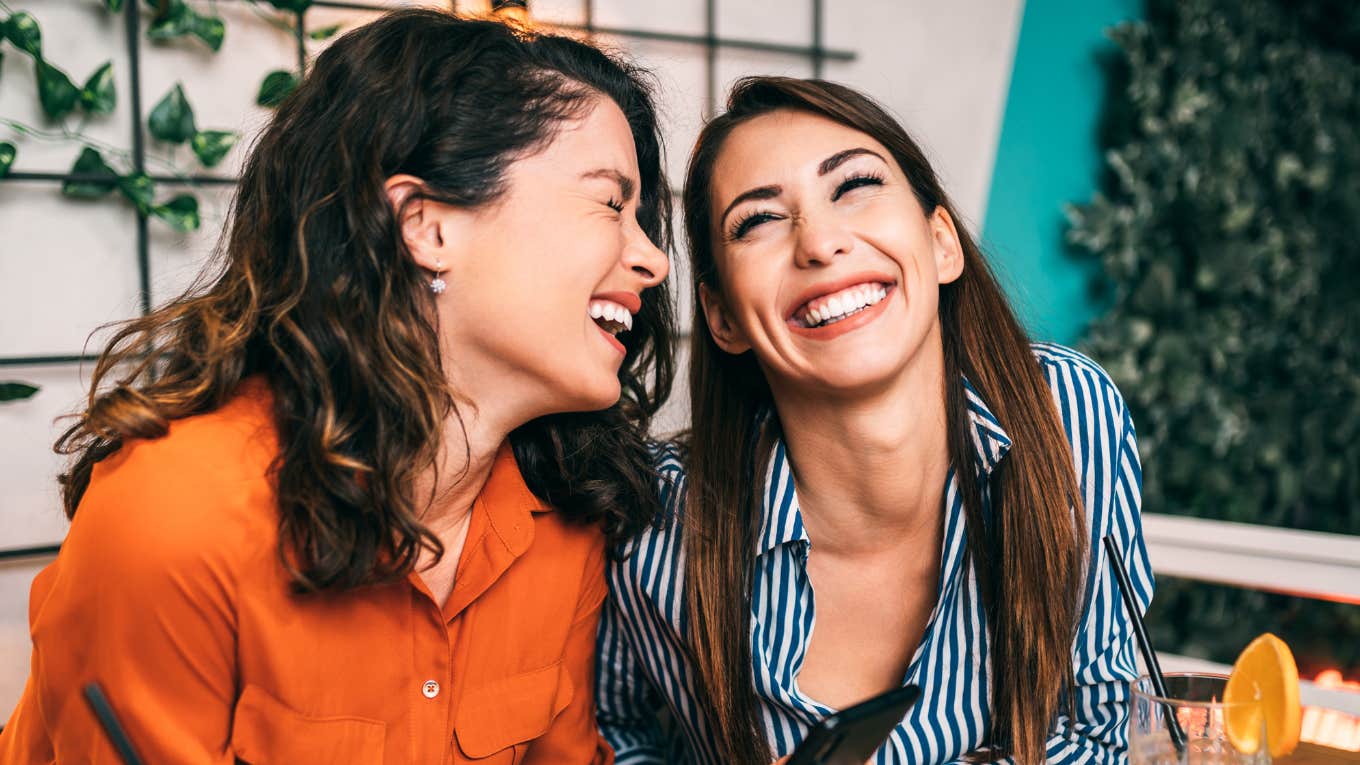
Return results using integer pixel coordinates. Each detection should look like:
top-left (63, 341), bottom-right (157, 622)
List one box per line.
top-left (727, 210), bottom-right (782, 241)
top-left (832, 172), bottom-right (884, 202)
top-left (606, 197), bottom-right (625, 213)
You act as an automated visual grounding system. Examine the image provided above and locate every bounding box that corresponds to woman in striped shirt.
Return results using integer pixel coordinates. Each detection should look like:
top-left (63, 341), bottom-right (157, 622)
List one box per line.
top-left (597, 77), bottom-right (1154, 764)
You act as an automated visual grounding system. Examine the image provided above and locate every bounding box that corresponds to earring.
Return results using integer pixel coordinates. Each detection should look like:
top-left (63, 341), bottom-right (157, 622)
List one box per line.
top-left (430, 260), bottom-right (446, 295)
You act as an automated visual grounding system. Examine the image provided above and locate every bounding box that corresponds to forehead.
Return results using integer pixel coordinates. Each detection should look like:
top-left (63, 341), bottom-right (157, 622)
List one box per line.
top-left (711, 109), bottom-right (890, 196)
top-left (511, 93), bottom-right (639, 179)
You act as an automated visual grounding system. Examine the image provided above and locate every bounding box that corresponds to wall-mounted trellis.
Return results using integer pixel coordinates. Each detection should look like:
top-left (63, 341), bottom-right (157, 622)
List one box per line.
top-left (0, 0), bottom-right (854, 560)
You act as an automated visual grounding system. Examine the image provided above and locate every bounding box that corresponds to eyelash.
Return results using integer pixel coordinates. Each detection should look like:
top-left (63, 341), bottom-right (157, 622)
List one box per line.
top-left (607, 197), bottom-right (625, 213)
top-left (832, 172), bottom-right (884, 201)
top-left (727, 211), bottom-right (778, 241)
top-left (726, 172), bottom-right (887, 241)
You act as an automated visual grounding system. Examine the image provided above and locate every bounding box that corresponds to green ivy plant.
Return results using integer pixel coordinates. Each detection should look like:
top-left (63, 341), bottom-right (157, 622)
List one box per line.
top-left (0, 0), bottom-right (347, 402)
top-left (0, 382), bottom-right (38, 403)
top-left (0, 0), bottom-right (345, 227)
top-left (1068, 0), bottom-right (1360, 673)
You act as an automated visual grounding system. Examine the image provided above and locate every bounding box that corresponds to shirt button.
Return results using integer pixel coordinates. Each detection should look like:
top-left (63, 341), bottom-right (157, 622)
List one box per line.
top-left (421, 680), bottom-right (440, 699)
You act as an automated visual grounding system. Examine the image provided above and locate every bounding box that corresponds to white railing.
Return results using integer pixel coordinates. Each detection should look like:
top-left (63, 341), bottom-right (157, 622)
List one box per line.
top-left (1142, 513), bottom-right (1360, 605)
top-left (1141, 512), bottom-right (1360, 717)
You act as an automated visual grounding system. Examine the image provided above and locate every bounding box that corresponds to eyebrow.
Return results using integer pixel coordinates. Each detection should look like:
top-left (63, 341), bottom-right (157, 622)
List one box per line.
top-left (719, 185), bottom-right (782, 231)
top-left (580, 168), bottom-right (636, 202)
top-left (717, 148), bottom-right (889, 230)
top-left (818, 147), bottom-right (887, 176)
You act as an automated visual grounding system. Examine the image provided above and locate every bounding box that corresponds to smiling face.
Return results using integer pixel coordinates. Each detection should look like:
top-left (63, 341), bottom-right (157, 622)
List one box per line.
top-left (701, 108), bottom-right (964, 400)
top-left (393, 93), bottom-right (669, 422)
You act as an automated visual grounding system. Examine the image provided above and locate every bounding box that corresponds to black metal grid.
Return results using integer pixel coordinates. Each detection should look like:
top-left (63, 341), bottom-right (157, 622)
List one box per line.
top-left (0, 0), bottom-right (852, 559)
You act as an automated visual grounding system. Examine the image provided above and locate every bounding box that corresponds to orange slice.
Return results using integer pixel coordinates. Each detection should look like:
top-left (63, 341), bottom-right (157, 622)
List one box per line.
top-left (1223, 633), bottom-right (1301, 758)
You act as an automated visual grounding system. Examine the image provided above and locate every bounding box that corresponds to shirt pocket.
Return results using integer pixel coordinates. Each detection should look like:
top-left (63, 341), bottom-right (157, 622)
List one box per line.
top-left (230, 683), bottom-right (386, 764)
top-left (453, 661), bottom-right (575, 763)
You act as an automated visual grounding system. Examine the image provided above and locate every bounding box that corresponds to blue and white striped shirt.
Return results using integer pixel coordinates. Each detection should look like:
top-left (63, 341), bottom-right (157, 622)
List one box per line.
top-left (597, 344), bottom-right (1155, 764)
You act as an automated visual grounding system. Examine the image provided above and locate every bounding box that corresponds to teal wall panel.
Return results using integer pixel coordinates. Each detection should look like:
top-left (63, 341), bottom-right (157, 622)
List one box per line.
top-left (981, 0), bottom-right (1141, 343)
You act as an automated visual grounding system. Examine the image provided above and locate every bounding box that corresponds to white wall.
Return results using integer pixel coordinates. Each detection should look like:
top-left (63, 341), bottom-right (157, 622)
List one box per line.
top-left (0, 0), bottom-right (1022, 717)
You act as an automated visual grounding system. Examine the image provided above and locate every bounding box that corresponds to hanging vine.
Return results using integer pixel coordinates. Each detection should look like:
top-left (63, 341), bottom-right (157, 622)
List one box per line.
top-left (0, 0), bottom-right (341, 230)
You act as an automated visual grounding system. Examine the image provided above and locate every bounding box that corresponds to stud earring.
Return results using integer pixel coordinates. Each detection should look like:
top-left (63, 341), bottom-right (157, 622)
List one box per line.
top-left (430, 260), bottom-right (446, 295)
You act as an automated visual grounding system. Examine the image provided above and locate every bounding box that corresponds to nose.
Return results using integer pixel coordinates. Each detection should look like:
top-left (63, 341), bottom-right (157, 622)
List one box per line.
top-left (793, 211), bottom-right (853, 269)
top-left (622, 222), bottom-right (670, 289)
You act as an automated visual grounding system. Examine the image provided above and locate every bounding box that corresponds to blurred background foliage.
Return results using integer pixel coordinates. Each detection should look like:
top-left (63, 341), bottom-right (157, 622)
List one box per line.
top-left (1067, 0), bottom-right (1359, 675)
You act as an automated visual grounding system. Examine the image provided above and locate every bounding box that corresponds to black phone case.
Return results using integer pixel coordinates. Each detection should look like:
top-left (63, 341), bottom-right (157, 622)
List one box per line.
top-left (785, 684), bottom-right (922, 765)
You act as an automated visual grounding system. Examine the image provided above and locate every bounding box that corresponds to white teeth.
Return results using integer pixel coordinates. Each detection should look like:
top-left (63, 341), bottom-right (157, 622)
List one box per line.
top-left (798, 282), bottom-right (890, 328)
top-left (588, 299), bottom-right (635, 334)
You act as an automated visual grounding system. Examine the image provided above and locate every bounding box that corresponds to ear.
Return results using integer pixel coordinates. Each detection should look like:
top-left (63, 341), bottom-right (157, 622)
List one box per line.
top-left (699, 283), bottom-right (752, 355)
top-left (385, 174), bottom-right (450, 273)
top-left (928, 206), bottom-right (965, 285)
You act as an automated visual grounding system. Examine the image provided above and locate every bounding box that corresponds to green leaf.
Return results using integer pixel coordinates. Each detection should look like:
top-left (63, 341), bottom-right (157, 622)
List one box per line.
top-left (5, 12), bottom-right (42, 58)
top-left (0, 382), bottom-right (40, 402)
top-left (147, 83), bottom-right (196, 144)
top-left (36, 61), bottom-right (80, 120)
top-left (191, 13), bottom-right (225, 51)
top-left (0, 141), bottom-right (15, 178)
top-left (105, 0), bottom-right (126, 12)
top-left (266, 0), bottom-right (312, 13)
top-left (151, 193), bottom-right (200, 232)
top-left (307, 23), bottom-right (341, 40)
top-left (256, 69), bottom-right (298, 108)
top-left (190, 129), bottom-right (237, 168)
top-left (61, 147), bottom-right (118, 198)
top-left (79, 61), bottom-right (116, 115)
top-left (146, 1), bottom-right (194, 41)
top-left (116, 172), bottom-right (156, 214)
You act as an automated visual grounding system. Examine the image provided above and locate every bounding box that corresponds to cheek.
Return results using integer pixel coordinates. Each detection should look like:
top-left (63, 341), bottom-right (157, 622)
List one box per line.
top-left (858, 211), bottom-right (937, 280)
top-left (716, 261), bottom-right (778, 325)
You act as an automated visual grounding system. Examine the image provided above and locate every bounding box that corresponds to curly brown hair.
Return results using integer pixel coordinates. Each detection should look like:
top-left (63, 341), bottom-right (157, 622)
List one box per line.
top-left (55, 9), bottom-right (676, 592)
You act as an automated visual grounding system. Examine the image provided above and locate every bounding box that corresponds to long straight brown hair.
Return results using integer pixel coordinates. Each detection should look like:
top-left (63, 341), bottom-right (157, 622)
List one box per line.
top-left (680, 77), bottom-right (1087, 765)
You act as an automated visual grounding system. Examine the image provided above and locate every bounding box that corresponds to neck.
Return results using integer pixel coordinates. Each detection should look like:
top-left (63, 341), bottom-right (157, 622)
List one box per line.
top-left (414, 360), bottom-right (528, 532)
top-left (767, 329), bottom-right (951, 557)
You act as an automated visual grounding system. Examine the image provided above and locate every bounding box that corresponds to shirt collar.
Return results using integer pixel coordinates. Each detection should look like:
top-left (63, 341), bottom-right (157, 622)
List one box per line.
top-left (756, 438), bottom-right (810, 555)
top-left (961, 375), bottom-right (1013, 476)
top-left (753, 376), bottom-right (1012, 558)
top-left (437, 442), bottom-right (549, 621)
top-left (480, 442), bottom-right (553, 551)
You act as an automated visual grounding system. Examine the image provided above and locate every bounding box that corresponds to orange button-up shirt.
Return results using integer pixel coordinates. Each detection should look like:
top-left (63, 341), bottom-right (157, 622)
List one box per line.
top-left (0, 380), bottom-right (614, 764)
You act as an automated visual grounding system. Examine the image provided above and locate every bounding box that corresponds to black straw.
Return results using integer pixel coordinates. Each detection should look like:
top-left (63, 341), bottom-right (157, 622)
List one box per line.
top-left (83, 683), bottom-right (146, 765)
top-left (1102, 535), bottom-right (1187, 755)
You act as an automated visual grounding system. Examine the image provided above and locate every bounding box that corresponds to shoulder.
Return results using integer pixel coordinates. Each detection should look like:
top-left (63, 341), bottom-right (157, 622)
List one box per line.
top-left (69, 382), bottom-right (280, 578)
top-left (605, 440), bottom-right (688, 593)
top-left (1029, 345), bottom-right (1144, 541)
top-left (648, 439), bottom-right (688, 517)
top-left (1031, 342), bottom-right (1124, 403)
top-left (1030, 342), bottom-right (1135, 444)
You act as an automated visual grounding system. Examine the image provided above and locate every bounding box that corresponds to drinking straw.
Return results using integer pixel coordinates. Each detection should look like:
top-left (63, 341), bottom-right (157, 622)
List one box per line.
top-left (1102, 535), bottom-right (1187, 755)
top-left (83, 682), bottom-right (147, 765)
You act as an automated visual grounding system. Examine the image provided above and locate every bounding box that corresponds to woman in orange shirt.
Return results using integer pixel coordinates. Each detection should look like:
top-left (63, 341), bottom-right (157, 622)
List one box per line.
top-left (0, 9), bottom-right (672, 764)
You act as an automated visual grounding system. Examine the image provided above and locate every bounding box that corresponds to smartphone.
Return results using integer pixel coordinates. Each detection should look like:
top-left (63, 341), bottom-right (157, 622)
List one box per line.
top-left (785, 684), bottom-right (921, 765)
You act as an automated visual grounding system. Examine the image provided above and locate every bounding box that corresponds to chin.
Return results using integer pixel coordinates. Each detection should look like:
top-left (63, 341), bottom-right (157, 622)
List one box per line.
top-left (557, 377), bottom-right (623, 415)
top-left (802, 349), bottom-right (912, 394)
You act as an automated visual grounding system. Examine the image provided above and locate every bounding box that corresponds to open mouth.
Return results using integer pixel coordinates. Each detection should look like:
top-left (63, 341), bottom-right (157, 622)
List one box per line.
top-left (589, 292), bottom-right (640, 351)
top-left (790, 280), bottom-right (893, 329)
top-left (589, 300), bottom-right (633, 335)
